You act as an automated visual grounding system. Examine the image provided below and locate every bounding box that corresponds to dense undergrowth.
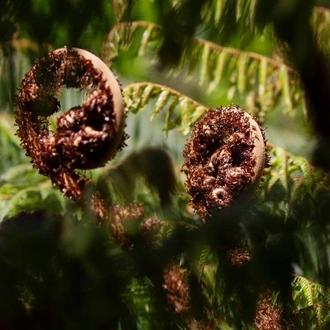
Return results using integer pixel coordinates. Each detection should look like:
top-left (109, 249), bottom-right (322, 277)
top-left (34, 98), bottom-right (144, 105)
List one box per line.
top-left (1, 0), bottom-right (330, 329)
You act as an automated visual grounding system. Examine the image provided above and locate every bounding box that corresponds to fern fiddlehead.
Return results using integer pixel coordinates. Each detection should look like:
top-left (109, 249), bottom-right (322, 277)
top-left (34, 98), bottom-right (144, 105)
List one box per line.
top-left (182, 105), bottom-right (267, 218)
top-left (181, 105), bottom-right (285, 328)
top-left (15, 47), bottom-right (127, 218)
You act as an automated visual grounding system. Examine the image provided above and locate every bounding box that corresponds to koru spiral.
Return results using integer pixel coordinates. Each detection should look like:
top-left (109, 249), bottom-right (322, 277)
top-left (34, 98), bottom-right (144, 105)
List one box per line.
top-left (182, 105), bottom-right (267, 218)
top-left (15, 47), bottom-right (127, 204)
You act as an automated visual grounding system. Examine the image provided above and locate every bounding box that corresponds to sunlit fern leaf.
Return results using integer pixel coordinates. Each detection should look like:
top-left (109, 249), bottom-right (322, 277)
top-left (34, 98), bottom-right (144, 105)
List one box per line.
top-left (206, 50), bottom-right (227, 94)
top-left (293, 275), bottom-right (314, 307)
top-left (266, 146), bottom-right (329, 196)
top-left (0, 114), bottom-right (66, 220)
top-left (104, 21), bottom-right (304, 122)
top-left (262, 171), bottom-right (280, 197)
top-left (0, 113), bottom-right (28, 172)
top-left (199, 42), bottom-right (210, 86)
top-left (271, 147), bottom-right (289, 193)
top-left (290, 157), bottom-right (314, 195)
top-left (0, 165), bottom-right (66, 221)
top-left (237, 53), bottom-right (247, 93)
top-left (151, 89), bottom-right (171, 120)
top-left (102, 21), bottom-right (162, 67)
top-left (279, 64), bottom-right (292, 110)
top-left (0, 113), bottom-right (21, 148)
top-left (182, 37), bottom-right (300, 118)
top-left (164, 97), bottom-right (181, 132)
top-left (0, 164), bottom-right (36, 184)
top-left (289, 180), bottom-right (310, 213)
top-left (261, 146), bottom-right (330, 226)
top-left (293, 275), bottom-right (330, 327)
top-left (200, 0), bottom-right (257, 33)
top-left (200, 0), bottom-right (224, 27)
top-left (313, 7), bottom-right (330, 53)
top-left (123, 82), bottom-right (208, 134)
top-left (112, 0), bottom-right (133, 22)
top-left (138, 22), bottom-right (159, 57)
top-left (0, 48), bottom-right (34, 109)
top-left (0, 182), bottom-right (65, 222)
top-left (200, 265), bottom-right (216, 301)
top-left (197, 246), bottom-right (212, 279)
top-left (112, 0), bottom-right (126, 22)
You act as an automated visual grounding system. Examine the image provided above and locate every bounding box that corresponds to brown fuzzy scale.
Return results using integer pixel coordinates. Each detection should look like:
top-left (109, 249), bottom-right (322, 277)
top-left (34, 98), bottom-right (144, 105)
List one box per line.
top-left (163, 263), bottom-right (190, 314)
top-left (109, 203), bottom-right (144, 247)
top-left (182, 106), bottom-right (266, 218)
top-left (225, 247), bottom-right (252, 266)
top-left (15, 47), bottom-right (127, 204)
top-left (254, 294), bottom-right (286, 330)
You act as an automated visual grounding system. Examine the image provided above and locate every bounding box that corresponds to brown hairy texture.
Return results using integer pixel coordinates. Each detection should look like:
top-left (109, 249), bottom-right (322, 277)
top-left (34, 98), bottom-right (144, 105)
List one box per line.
top-left (109, 203), bottom-right (144, 247)
top-left (163, 263), bottom-right (190, 314)
top-left (15, 47), bottom-right (127, 221)
top-left (182, 105), bottom-right (267, 218)
top-left (225, 247), bottom-right (252, 266)
top-left (140, 217), bottom-right (164, 246)
top-left (254, 293), bottom-right (286, 330)
top-left (187, 320), bottom-right (215, 330)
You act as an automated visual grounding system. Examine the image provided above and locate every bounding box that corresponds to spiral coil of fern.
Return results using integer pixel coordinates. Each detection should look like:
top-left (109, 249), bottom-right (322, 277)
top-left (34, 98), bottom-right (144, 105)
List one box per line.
top-left (182, 105), bottom-right (267, 219)
top-left (15, 47), bottom-right (127, 218)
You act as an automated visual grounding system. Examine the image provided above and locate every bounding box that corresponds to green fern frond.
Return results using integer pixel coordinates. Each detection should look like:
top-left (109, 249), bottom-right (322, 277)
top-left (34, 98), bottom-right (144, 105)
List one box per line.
top-left (261, 146), bottom-right (330, 224)
top-left (263, 172), bottom-right (280, 196)
top-left (201, 0), bottom-right (256, 30)
top-left (313, 7), bottom-right (330, 52)
top-left (197, 246), bottom-right (212, 278)
top-left (104, 21), bottom-right (304, 122)
top-left (184, 38), bottom-right (303, 118)
top-left (293, 275), bottom-right (314, 306)
top-left (265, 146), bottom-right (328, 194)
top-left (293, 275), bottom-right (330, 327)
top-left (0, 113), bottom-right (27, 172)
top-left (289, 157), bottom-right (314, 194)
top-left (112, 0), bottom-right (131, 22)
top-left (272, 147), bottom-right (289, 193)
top-left (0, 163), bottom-right (35, 184)
top-left (0, 163), bottom-right (67, 221)
top-left (123, 82), bottom-right (208, 134)
top-left (0, 180), bottom-right (65, 222)
top-left (0, 113), bottom-right (21, 148)
top-left (200, 0), bottom-right (224, 27)
top-left (102, 21), bottom-right (162, 67)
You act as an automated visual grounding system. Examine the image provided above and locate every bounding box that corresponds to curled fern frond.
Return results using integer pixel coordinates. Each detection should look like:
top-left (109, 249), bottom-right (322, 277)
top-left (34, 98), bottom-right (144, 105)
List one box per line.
top-left (182, 105), bottom-right (267, 218)
top-left (15, 47), bottom-right (127, 220)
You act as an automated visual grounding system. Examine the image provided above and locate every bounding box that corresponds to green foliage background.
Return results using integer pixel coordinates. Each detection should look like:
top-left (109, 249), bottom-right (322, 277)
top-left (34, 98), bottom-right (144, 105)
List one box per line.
top-left (1, 0), bottom-right (330, 329)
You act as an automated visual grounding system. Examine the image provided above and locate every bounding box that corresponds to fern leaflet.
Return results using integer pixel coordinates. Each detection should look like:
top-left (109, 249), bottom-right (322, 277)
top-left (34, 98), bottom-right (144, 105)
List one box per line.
top-left (123, 82), bottom-right (208, 134)
top-left (104, 21), bottom-right (304, 122)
